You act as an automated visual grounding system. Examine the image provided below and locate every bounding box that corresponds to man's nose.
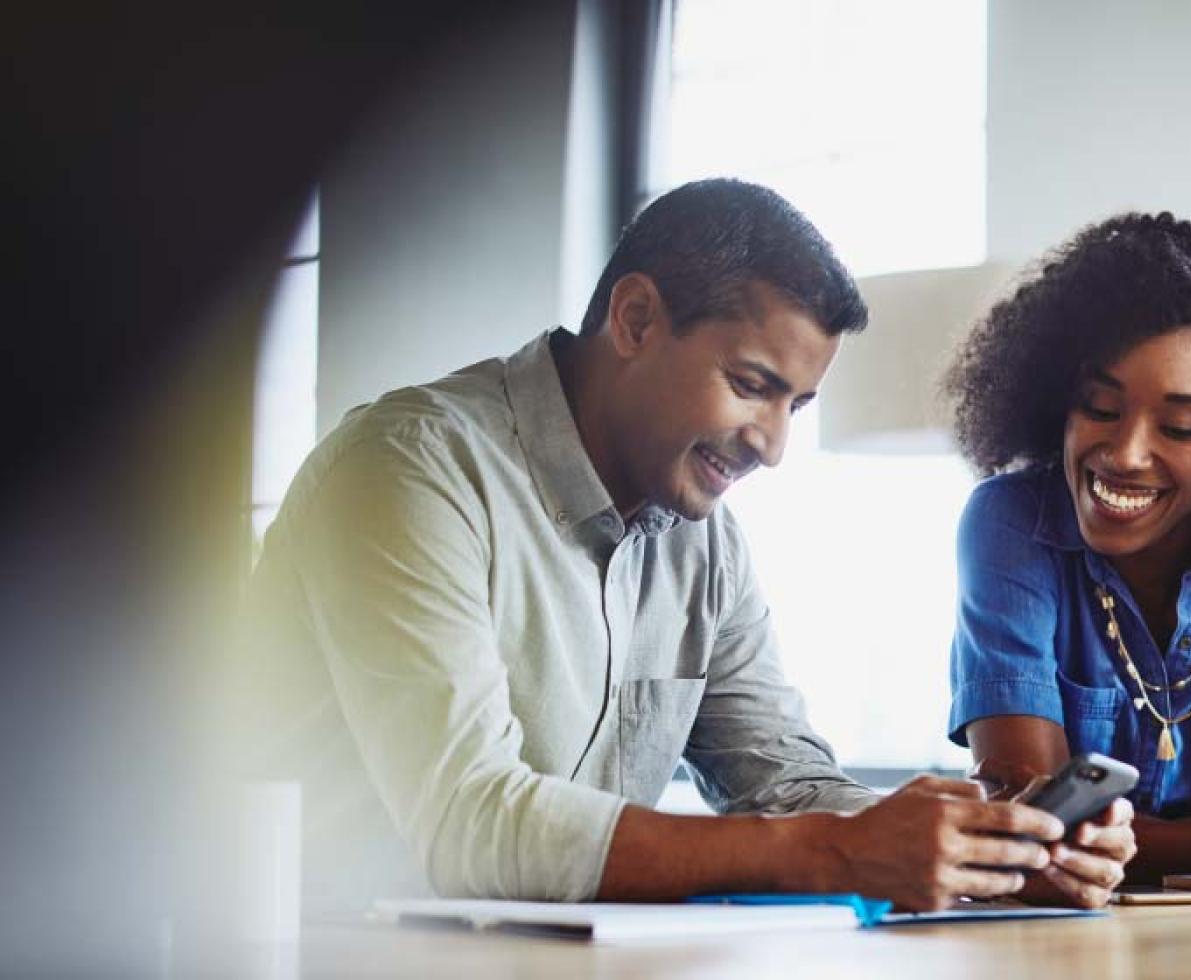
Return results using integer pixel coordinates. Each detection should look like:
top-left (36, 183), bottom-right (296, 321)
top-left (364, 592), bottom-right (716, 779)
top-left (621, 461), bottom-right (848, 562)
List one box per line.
top-left (742, 405), bottom-right (790, 468)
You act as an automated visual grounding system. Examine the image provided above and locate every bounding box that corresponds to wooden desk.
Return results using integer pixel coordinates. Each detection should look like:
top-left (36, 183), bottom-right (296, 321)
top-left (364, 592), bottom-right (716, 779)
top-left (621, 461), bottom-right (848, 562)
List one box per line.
top-left (290, 907), bottom-right (1190, 978)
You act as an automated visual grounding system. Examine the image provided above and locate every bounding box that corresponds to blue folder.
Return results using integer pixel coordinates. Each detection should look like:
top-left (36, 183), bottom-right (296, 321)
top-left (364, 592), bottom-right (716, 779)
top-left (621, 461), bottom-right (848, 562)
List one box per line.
top-left (688, 893), bottom-right (1105, 928)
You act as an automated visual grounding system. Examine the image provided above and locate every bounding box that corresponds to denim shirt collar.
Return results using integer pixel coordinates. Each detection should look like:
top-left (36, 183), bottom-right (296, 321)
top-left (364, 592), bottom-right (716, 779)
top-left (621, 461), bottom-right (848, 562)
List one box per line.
top-left (1029, 463), bottom-right (1122, 589)
top-left (1032, 463), bottom-right (1085, 552)
top-left (1030, 462), bottom-right (1191, 598)
top-left (504, 328), bottom-right (681, 539)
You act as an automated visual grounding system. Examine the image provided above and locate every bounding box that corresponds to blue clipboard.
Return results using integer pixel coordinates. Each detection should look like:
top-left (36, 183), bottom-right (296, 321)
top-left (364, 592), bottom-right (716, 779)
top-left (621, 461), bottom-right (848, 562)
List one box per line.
top-left (688, 893), bottom-right (1104, 928)
top-left (688, 893), bottom-right (893, 928)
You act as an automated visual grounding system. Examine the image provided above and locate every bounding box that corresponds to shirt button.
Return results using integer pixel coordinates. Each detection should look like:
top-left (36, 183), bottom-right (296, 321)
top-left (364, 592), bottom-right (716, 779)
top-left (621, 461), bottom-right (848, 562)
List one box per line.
top-left (1180, 636), bottom-right (1191, 650)
top-left (555, 510), bottom-right (570, 525)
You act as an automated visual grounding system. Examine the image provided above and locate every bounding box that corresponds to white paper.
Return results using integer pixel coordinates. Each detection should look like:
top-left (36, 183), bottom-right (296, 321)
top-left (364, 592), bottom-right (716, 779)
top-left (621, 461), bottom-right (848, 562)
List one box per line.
top-left (374, 899), bottom-right (859, 942)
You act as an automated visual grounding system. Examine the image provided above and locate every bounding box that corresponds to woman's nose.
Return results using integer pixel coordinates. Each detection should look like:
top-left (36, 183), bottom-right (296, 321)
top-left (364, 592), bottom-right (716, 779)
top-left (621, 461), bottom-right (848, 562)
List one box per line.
top-left (1103, 418), bottom-right (1153, 471)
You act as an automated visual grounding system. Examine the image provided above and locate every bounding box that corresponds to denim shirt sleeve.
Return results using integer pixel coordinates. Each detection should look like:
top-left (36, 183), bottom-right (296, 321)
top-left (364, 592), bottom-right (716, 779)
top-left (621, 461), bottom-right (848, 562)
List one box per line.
top-left (949, 477), bottom-right (1065, 745)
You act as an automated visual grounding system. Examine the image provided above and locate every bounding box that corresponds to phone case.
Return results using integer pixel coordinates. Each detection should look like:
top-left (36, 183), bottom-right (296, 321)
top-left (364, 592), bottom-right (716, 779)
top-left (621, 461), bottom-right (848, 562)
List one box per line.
top-left (1019, 753), bottom-right (1139, 830)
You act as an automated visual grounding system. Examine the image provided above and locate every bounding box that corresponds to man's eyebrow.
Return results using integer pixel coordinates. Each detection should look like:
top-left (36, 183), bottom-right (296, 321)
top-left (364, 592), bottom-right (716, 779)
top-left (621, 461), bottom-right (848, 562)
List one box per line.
top-left (1166, 392), bottom-right (1191, 405)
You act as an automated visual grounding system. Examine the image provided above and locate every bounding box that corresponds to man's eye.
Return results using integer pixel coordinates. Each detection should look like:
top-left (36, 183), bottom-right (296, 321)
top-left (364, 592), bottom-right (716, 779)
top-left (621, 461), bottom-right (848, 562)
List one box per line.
top-left (1163, 426), bottom-right (1191, 441)
top-left (731, 376), bottom-right (765, 397)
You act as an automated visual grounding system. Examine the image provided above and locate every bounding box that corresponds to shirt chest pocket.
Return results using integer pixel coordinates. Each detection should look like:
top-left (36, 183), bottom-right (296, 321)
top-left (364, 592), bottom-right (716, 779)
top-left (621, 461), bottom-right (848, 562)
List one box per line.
top-left (1056, 669), bottom-right (1125, 757)
top-left (618, 677), bottom-right (707, 807)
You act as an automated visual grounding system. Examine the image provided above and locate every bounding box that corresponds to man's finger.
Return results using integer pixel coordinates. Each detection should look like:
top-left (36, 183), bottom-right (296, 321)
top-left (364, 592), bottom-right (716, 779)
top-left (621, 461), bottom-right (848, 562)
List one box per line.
top-left (962, 835), bottom-right (1050, 871)
top-left (1041, 863), bottom-right (1114, 909)
top-left (951, 799), bottom-right (1065, 841)
top-left (1050, 845), bottom-right (1126, 890)
top-left (906, 775), bottom-right (985, 800)
top-left (1014, 774), bottom-right (1051, 801)
top-left (968, 758), bottom-right (1047, 797)
top-left (949, 867), bottom-right (1027, 900)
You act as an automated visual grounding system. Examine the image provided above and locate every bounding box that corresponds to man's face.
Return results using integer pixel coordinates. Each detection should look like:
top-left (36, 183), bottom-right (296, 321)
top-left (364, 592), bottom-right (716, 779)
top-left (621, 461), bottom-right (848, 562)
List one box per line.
top-left (1063, 327), bottom-right (1191, 568)
top-left (609, 279), bottom-right (841, 521)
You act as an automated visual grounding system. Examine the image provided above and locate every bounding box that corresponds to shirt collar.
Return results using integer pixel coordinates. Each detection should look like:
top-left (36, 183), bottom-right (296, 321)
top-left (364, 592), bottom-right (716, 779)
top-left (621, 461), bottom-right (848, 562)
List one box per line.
top-left (1032, 462), bottom-right (1191, 597)
top-left (1033, 463), bottom-right (1086, 552)
top-left (504, 329), bottom-right (682, 539)
top-left (505, 328), bottom-right (619, 533)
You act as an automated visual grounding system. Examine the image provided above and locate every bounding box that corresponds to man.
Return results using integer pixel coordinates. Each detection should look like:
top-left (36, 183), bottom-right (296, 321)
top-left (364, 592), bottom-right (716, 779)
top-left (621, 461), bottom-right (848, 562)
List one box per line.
top-left (245, 178), bottom-right (1132, 911)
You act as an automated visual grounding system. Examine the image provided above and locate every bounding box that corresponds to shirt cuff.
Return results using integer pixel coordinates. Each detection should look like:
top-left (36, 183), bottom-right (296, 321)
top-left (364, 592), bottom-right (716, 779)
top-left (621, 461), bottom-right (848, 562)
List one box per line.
top-left (949, 678), bottom-right (1063, 747)
top-left (515, 780), bottom-right (626, 901)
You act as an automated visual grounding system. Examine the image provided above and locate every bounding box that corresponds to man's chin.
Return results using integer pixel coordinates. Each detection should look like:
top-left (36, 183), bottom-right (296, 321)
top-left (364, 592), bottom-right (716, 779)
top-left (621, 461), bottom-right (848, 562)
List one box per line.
top-left (664, 489), bottom-right (718, 522)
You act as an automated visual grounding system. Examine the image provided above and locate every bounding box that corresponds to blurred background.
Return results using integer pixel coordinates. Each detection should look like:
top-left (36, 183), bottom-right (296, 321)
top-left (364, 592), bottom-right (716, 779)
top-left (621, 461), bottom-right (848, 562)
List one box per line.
top-left (5, 0), bottom-right (1191, 971)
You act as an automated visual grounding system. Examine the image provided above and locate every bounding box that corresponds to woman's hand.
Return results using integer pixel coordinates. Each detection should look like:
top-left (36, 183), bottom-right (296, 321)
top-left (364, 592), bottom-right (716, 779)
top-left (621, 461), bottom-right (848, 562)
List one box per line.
top-left (968, 758), bottom-right (1136, 907)
top-left (1032, 797), bottom-right (1136, 907)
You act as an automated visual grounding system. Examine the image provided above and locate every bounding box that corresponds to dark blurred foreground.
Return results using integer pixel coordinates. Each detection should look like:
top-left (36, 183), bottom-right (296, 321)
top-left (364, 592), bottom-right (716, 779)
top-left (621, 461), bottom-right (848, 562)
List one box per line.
top-left (0, 2), bottom-right (538, 971)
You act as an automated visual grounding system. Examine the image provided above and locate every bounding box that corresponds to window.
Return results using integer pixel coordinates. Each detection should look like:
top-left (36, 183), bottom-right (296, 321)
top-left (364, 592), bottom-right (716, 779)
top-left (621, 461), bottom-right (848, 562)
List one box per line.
top-left (668, 0), bottom-right (987, 277)
top-left (664, 1), bottom-right (987, 770)
top-left (251, 191), bottom-right (320, 559)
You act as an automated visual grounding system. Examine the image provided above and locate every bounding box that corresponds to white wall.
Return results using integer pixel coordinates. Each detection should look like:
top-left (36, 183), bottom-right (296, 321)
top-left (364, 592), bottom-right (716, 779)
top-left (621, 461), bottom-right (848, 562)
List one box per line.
top-left (988, 0), bottom-right (1191, 262)
top-left (317, 3), bottom-right (580, 433)
top-left (559, 0), bottom-right (620, 333)
top-left (319, 1), bottom-right (1191, 431)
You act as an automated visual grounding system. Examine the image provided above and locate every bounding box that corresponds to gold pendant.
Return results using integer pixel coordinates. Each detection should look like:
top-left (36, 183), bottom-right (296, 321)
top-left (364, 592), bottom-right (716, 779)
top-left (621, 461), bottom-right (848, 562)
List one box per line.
top-left (1158, 725), bottom-right (1177, 761)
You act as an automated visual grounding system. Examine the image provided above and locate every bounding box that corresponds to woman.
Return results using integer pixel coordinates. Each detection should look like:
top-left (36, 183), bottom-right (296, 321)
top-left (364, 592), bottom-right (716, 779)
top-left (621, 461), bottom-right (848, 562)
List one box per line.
top-left (946, 212), bottom-right (1191, 890)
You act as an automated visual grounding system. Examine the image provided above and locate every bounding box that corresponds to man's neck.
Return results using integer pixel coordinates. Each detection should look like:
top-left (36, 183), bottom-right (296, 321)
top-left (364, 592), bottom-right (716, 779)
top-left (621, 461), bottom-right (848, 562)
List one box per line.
top-left (550, 330), bottom-right (642, 518)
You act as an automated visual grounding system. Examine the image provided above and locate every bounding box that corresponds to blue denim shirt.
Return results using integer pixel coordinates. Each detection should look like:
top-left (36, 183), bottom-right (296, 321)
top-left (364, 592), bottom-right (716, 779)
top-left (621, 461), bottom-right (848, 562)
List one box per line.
top-left (949, 464), bottom-right (1191, 818)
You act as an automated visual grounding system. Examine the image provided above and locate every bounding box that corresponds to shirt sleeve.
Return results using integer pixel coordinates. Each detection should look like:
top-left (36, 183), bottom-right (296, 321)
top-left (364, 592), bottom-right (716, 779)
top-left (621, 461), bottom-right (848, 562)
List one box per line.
top-left (682, 510), bottom-right (876, 815)
top-left (290, 425), bottom-right (624, 900)
top-left (948, 478), bottom-right (1064, 746)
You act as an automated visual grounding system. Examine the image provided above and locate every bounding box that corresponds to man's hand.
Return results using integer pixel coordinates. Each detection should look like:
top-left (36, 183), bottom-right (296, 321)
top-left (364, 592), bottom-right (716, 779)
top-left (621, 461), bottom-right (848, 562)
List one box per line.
top-left (824, 775), bottom-right (1064, 912)
top-left (968, 759), bottom-right (1137, 907)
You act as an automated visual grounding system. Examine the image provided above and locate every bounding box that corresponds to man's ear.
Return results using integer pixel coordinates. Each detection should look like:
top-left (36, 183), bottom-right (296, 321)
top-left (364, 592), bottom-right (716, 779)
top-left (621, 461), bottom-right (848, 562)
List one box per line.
top-left (607, 273), bottom-right (668, 359)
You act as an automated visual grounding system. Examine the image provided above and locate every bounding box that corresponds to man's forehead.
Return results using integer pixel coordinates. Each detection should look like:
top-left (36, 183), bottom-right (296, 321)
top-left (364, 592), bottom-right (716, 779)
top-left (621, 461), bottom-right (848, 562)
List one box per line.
top-left (737, 278), bottom-right (819, 325)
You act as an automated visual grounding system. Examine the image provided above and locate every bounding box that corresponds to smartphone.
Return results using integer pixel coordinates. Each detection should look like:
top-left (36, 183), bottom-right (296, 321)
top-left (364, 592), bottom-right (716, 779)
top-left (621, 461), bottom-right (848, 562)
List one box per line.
top-left (1110, 886), bottom-right (1191, 906)
top-left (1017, 753), bottom-right (1139, 834)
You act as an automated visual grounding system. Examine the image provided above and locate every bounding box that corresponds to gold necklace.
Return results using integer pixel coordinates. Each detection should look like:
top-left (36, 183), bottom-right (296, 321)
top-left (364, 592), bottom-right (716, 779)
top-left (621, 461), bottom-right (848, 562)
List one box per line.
top-left (1096, 585), bottom-right (1191, 761)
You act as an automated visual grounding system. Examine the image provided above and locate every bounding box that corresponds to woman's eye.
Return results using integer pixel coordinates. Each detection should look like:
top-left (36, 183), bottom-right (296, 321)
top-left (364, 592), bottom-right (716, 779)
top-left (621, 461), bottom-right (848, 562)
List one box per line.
top-left (1078, 401), bottom-right (1118, 422)
top-left (1163, 426), bottom-right (1191, 441)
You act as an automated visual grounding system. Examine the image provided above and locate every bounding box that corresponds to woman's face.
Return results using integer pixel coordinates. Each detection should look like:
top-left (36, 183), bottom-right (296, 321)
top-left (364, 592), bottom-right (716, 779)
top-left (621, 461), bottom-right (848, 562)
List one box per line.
top-left (1064, 326), bottom-right (1191, 565)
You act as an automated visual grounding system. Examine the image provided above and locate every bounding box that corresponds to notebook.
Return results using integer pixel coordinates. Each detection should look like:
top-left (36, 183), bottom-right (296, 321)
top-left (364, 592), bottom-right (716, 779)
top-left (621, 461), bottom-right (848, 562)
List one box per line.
top-left (374, 894), bottom-right (1102, 942)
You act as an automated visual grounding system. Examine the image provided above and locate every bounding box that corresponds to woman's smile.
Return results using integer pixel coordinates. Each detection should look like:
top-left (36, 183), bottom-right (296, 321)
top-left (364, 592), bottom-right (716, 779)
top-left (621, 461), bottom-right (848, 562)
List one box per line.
top-left (1085, 468), bottom-right (1168, 521)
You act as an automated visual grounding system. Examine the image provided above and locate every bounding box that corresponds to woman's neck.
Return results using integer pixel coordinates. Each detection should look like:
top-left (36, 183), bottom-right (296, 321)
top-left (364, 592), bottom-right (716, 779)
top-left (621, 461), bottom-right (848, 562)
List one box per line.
top-left (1110, 545), bottom-right (1187, 650)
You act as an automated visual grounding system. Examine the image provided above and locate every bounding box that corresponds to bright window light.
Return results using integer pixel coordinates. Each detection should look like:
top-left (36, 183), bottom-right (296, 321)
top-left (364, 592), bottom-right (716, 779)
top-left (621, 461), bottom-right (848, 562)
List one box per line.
top-left (668, 0), bottom-right (987, 277)
top-left (727, 451), bottom-right (972, 770)
top-left (252, 192), bottom-right (320, 550)
top-left (666, 2), bottom-right (985, 769)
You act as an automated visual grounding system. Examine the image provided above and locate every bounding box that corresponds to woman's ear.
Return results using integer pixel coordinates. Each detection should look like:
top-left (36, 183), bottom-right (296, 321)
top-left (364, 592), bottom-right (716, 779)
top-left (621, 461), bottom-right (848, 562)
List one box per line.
top-left (607, 273), bottom-right (669, 359)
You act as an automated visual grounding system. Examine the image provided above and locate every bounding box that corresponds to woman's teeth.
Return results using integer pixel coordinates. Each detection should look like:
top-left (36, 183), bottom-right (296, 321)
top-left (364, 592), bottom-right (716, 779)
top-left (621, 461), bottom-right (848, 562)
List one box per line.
top-left (1091, 474), bottom-right (1161, 513)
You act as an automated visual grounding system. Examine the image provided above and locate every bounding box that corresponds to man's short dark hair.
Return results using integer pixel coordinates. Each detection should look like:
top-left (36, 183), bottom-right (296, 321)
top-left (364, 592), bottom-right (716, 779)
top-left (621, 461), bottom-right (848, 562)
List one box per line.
top-left (579, 178), bottom-right (868, 338)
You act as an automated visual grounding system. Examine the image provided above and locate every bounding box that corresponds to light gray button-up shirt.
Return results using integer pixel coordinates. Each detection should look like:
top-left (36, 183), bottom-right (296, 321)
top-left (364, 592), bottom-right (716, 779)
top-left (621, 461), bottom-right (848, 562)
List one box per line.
top-left (245, 329), bottom-right (873, 904)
